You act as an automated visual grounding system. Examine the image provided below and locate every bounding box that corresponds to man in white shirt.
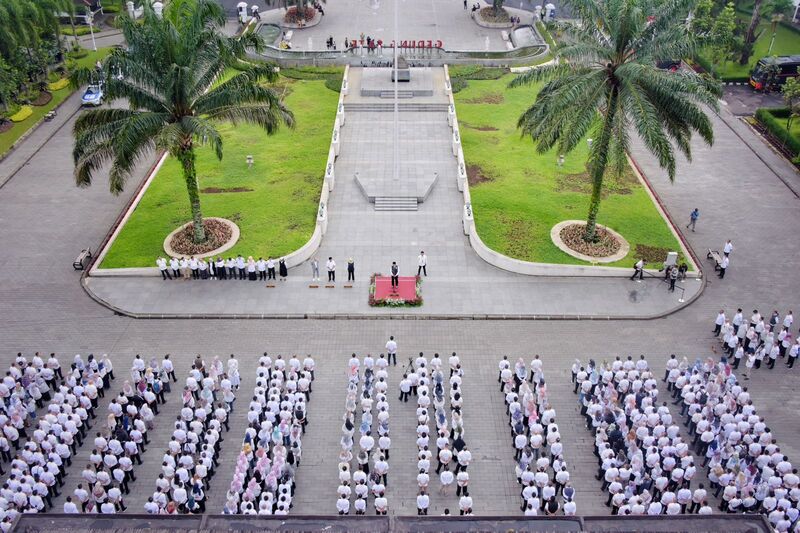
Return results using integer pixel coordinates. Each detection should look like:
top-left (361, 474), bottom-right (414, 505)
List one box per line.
top-left (630, 258), bottom-right (644, 281)
top-left (169, 257), bottom-right (180, 278)
top-left (417, 251), bottom-right (427, 276)
top-left (256, 257), bottom-right (267, 281)
top-left (156, 257), bottom-right (171, 280)
top-left (385, 336), bottom-right (397, 366)
top-left (784, 311), bottom-right (794, 329)
top-left (723, 239), bottom-right (733, 257)
top-left (326, 257), bottom-right (336, 282)
top-left (236, 255), bottom-right (246, 279)
top-left (713, 310), bottom-right (726, 336)
top-left (717, 255), bottom-right (729, 278)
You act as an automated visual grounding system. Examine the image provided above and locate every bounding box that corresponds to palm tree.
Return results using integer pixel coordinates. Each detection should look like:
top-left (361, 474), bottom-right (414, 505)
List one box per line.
top-left (510, 0), bottom-right (721, 242)
top-left (72, 0), bottom-right (294, 243)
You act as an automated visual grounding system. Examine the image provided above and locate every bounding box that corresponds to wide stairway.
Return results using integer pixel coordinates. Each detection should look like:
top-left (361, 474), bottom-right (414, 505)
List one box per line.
top-left (374, 196), bottom-right (419, 211)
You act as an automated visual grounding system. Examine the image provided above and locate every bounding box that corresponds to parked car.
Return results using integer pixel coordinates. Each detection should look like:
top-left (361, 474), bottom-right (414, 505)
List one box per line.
top-left (750, 55), bottom-right (800, 91)
top-left (81, 84), bottom-right (104, 106)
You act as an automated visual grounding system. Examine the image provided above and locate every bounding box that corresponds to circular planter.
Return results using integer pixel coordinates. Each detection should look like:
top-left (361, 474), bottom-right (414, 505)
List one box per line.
top-left (474, 8), bottom-right (513, 28)
top-left (163, 217), bottom-right (240, 259)
top-left (550, 220), bottom-right (630, 264)
top-left (281, 8), bottom-right (322, 29)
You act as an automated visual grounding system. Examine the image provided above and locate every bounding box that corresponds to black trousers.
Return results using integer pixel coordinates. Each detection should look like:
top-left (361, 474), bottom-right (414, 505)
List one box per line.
top-left (218, 268), bottom-right (226, 280)
top-left (328, 271), bottom-right (335, 281)
top-left (417, 265), bottom-right (427, 276)
top-left (268, 268), bottom-right (275, 280)
top-left (172, 269), bottom-right (180, 278)
top-left (348, 270), bottom-right (355, 281)
top-left (391, 275), bottom-right (398, 288)
top-left (630, 268), bottom-right (643, 280)
top-left (238, 268), bottom-right (245, 279)
top-left (191, 269), bottom-right (199, 279)
top-left (718, 267), bottom-right (726, 278)
top-left (259, 270), bottom-right (266, 281)
top-left (160, 270), bottom-right (172, 279)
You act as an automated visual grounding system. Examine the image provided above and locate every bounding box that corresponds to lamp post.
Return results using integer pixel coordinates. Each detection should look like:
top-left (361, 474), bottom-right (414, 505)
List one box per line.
top-left (87, 10), bottom-right (97, 52)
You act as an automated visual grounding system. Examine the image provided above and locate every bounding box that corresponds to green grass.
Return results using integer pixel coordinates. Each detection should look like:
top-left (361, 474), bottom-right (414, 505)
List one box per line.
top-left (709, 21), bottom-right (800, 78)
top-left (455, 74), bottom-right (682, 269)
top-left (99, 75), bottom-right (339, 268)
top-left (0, 48), bottom-right (112, 158)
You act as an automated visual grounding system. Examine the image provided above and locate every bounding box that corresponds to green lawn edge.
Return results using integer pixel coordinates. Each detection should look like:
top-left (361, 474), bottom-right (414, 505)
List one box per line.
top-left (455, 74), bottom-right (683, 269)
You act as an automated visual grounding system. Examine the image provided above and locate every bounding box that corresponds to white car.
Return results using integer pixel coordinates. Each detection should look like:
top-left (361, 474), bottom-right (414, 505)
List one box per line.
top-left (81, 84), bottom-right (104, 106)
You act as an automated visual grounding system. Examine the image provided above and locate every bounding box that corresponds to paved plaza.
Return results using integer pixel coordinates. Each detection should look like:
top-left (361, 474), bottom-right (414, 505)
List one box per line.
top-left (1, 12), bottom-right (800, 524)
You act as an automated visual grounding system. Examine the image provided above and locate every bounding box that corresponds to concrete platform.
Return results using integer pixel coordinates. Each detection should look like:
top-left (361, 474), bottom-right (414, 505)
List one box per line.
top-left (360, 67), bottom-right (434, 97)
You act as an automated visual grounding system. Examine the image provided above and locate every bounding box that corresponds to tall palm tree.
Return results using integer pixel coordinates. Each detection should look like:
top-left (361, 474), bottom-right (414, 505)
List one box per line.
top-left (72, 0), bottom-right (294, 243)
top-left (510, 0), bottom-right (721, 242)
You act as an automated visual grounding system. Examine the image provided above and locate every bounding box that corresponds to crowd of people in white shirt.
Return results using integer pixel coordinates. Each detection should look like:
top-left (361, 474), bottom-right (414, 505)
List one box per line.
top-left (0, 353), bottom-right (112, 524)
top-left (712, 309), bottom-right (798, 375)
top-left (336, 353), bottom-right (391, 516)
top-left (156, 256), bottom-right (289, 282)
top-left (669, 355), bottom-right (800, 531)
top-left (500, 355), bottom-right (575, 516)
top-left (575, 355), bottom-right (707, 516)
top-left (143, 355), bottom-right (235, 514)
top-left (70, 354), bottom-right (169, 514)
top-left (401, 351), bottom-right (472, 516)
top-left (223, 354), bottom-right (314, 515)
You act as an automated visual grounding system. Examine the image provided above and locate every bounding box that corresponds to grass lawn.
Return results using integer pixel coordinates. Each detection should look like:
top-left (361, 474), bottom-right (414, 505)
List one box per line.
top-left (99, 73), bottom-right (340, 268)
top-left (455, 74), bottom-right (682, 269)
top-left (711, 21), bottom-right (800, 78)
top-left (0, 47), bottom-right (112, 158)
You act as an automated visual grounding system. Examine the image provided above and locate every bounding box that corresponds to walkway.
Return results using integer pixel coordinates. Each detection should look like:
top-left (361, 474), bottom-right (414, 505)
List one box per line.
top-left (84, 66), bottom-right (699, 318)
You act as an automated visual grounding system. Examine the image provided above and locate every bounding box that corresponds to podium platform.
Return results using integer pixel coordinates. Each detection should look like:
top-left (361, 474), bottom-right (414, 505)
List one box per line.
top-left (373, 275), bottom-right (418, 301)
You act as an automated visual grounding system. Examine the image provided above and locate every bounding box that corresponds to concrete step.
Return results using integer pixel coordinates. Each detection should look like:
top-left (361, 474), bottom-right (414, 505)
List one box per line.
top-left (374, 197), bottom-right (419, 211)
top-left (343, 102), bottom-right (450, 113)
top-left (379, 90), bottom-right (414, 98)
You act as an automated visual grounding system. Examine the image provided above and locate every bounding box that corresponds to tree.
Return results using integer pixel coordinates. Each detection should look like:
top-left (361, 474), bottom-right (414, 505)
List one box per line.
top-left (740, 0), bottom-right (791, 64)
top-left (510, 0), bottom-right (721, 242)
top-left (72, 0), bottom-right (294, 243)
top-left (782, 75), bottom-right (800, 130)
top-left (691, 0), bottom-right (715, 34)
top-left (709, 2), bottom-right (739, 65)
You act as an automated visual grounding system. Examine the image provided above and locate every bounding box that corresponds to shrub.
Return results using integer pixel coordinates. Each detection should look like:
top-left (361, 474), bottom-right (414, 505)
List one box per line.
top-left (61, 25), bottom-right (92, 36)
top-left (9, 106), bottom-right (33, 122)
top-left (450, 77), bottom-right (468, 93)
top-left (755, 107), bottom-right (800, 156)
top-left (68, 49), bottom-right (89, 59)
top-left (324, 77), bottom-right (341, 93)
top-left (48, 78), bottom-right (70, 91)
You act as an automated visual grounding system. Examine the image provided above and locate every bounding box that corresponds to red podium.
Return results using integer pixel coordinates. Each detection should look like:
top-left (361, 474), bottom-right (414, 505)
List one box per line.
top-left (373, 276), bottom-right (418, 301)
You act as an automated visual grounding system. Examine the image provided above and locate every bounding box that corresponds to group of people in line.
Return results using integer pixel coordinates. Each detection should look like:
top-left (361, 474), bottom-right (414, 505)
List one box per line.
top-left (712, 308), bottom-right (797, 376)
top-left (69, 354), bottom-right (166, 514)
top-left (156, 256), bottom-right (288, 282)
top-left (223, 353), bottom-right (315, 515)
top-left (0, 353), bottom-right (112, 525)
top-left (575, 355), bottom-right (707, 516)
top-left (336, 352), bottom-right (392, 515)
top-left (669, 355), bottom-right (800, 531)
top-left (499, 355), bottom-right (576, 516)
top-left (142, 355), bottom-right (236, 514)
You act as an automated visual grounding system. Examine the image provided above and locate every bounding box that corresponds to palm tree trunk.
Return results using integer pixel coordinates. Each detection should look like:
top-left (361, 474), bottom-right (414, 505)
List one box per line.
top-left (177, 144), bottom-right (207, 243)
top-left (583, 88), bottom-right (619, 242)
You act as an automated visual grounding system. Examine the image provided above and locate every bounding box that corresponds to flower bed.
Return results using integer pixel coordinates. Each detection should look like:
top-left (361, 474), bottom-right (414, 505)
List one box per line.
top-left (9, 106), bottom-right (32, 122)
top-left (168, 218), bottom-right (233, 256)
top-left (284, 6), bottom-right (316, 24)
top-left (368, 274), bottom-right (423, 307)
top-left (559, 223), bottom-right (621, 258)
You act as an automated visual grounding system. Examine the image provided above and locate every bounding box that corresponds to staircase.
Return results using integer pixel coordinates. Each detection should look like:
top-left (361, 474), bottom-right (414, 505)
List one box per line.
top-left (379, 90), bottom-right (414, 99)
top-left (374, 197), bottom-right (418, 211)
top-left (343, 102), bottom-right (450, 113)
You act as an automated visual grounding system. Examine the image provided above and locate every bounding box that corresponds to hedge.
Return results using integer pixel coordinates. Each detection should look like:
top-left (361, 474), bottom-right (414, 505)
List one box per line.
top-left (48, 78), bottom-right (70, 91)
top-left (9, 106), bottom-right (33, 122)
top-left (755, 107), bottom-right (800, 156)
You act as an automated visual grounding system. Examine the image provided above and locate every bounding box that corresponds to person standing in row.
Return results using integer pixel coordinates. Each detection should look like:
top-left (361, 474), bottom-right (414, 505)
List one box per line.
top-left (257, 257), bottom-right (267, 281)
top-left (236, 255), bottom-right (246, 280)
top-left (189, 256), bottom-right (199, 279)
top-left (225, 257), bottom-right (235, 279)
top-left (347, 258), bottom-right (355, 282)
top-left (390, 261), bottom-right (399, 290)
top-left (713, 309), bottom-right (726, 336)
top-left (247, 256), bottom-right (257, 280)
top-left (170, 257), bottom-right (181, 279)
top-left (310, 257), bottom-right (320, 281)
top-left (216, 257), bottom-right (226, 280)
top-left (279, 258), bottom-right (288, 281)
top-left (386, 336), bottom-right (397, 366)
top-left (327, 257), bottom-right (336, 282)
top-left (180, 256), bottom-right (190, 279)
top-left (417, 251), bottom-right (427, 277)
top-left (156, 257), bottom-right (171, 280)
top-left (267, 257), bottom-right (276, 280)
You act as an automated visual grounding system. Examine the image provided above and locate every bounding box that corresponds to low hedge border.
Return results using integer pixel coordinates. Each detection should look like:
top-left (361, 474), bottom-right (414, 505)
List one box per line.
top-left (755, 106), bottom-right (800, 157)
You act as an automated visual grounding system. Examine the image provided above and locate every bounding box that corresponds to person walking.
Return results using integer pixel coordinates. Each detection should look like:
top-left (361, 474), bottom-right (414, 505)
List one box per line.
top-left (630, 259), bottom-right (644, 281)
top-left (717, 255), bottom-right (728, 279)
top-left (390, 261), bottom-right (399, 291)
top-left (279, 258), bottom-right (288, 281)
top-left (386, 336), bottom-right (397, 366)
top-left (156, 257), bottom-right (171, 280)
top-left (327, 257), bottom-right (336, 282)
top-left (686, 208), bottom-right (699, 232)
top-left (417, 251), bottom-right (427, 277)
top-left (347, 258), bottom-right (355, 282)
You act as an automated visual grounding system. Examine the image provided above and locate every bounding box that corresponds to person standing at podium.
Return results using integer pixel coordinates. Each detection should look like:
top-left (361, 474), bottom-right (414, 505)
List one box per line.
top-left (390, 262), bottom-right (399, 290)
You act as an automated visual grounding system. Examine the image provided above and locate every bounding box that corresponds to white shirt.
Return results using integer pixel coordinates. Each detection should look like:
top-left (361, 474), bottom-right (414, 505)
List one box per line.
top-left (386, 340), bottom-right (397, 354)
top-left (723, 241), bottom-right (733, 254)
top-left (156, 258), bottom-right (167, 270)
top-left (418, 254), bottom-right (427, 266)
top-left (326, 259), bottom-right (336, 271)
